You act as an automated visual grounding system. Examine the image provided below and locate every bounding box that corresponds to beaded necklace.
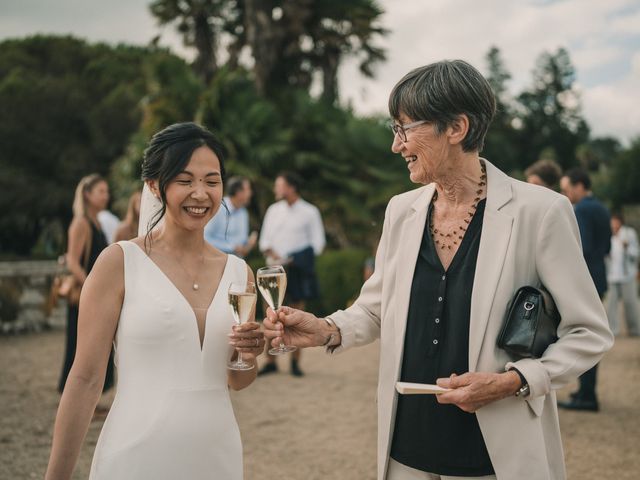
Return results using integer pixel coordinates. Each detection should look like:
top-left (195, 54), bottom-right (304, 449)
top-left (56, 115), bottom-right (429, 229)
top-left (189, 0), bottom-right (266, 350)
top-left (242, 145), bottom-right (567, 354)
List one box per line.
top-left (429, 160), bottom-right (486, 251)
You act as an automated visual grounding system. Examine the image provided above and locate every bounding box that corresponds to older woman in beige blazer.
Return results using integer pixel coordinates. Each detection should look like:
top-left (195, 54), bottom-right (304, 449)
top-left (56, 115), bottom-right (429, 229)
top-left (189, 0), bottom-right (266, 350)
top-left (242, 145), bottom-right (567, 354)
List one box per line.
top-left (264, 60), bottom-right (613, 480)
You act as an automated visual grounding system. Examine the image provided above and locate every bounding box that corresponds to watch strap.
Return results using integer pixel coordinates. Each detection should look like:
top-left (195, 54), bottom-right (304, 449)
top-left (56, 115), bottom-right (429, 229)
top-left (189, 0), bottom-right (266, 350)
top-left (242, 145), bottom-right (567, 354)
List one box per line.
top-left (509, 368), bottom-right (530, 397)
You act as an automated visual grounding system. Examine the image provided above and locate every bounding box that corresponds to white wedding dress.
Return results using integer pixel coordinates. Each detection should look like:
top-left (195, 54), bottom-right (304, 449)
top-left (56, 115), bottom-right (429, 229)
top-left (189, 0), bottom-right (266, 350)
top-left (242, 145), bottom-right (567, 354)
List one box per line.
top-left (89, 240), bottom-right (245, 479)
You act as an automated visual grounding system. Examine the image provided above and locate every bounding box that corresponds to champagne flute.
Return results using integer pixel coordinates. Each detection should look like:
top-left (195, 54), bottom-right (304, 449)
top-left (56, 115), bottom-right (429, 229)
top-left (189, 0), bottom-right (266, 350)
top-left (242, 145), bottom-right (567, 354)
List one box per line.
top-left (227, 281), bottom-right (257, 371)
top-left (256, 265), bottom-right (297, 355)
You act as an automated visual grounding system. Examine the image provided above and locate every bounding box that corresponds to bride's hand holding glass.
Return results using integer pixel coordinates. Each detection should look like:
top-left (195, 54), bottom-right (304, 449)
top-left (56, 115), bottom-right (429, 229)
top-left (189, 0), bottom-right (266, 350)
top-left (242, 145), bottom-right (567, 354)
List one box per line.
top-left (227, 281), bottom-right (264, 370)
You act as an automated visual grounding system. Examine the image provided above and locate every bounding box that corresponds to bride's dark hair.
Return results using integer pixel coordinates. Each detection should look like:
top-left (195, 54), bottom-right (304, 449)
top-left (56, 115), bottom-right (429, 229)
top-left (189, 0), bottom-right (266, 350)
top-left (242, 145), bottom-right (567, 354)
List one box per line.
top-left (141, 122), bottom-right (226, 244)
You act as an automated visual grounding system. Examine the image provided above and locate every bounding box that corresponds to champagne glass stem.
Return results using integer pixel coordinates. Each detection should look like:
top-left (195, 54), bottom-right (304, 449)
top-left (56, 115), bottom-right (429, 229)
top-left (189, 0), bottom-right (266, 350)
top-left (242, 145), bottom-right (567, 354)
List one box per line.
top-left (278, 320), bottom-right (286, 349)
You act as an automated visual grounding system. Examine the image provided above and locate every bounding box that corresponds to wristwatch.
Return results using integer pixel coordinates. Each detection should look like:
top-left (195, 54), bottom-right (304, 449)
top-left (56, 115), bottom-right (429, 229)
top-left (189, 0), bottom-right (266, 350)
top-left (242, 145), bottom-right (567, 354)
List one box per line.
top-left (510, 368), bottom-right (530, 397)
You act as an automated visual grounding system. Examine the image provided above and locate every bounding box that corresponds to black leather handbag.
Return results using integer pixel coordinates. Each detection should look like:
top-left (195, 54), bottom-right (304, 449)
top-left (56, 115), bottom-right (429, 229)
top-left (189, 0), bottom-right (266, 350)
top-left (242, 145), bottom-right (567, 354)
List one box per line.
top-left (497, 285), bottom-right (561, 358)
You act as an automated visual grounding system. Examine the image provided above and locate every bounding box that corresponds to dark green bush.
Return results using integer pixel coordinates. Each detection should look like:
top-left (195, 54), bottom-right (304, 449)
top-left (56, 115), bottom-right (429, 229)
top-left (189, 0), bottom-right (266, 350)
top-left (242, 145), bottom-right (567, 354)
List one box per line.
top-left (246, 248), bottom-right (369, 318)
top-left (308, 248), bottom-right (369, 317)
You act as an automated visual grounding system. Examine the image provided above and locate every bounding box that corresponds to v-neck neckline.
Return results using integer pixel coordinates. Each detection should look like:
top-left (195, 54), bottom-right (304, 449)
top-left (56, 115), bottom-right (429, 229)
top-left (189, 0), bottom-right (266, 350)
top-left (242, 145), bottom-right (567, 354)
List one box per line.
top-left (128, 241), bottom-right (230, 351)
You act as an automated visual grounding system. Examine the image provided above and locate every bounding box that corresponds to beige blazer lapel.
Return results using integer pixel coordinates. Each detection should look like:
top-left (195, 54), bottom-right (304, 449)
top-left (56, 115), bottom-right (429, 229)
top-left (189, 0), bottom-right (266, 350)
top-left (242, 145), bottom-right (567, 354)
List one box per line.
top-left (468, 161), bottom-right (514, 372)
top-left (393, 185), bottom-right (435, 373)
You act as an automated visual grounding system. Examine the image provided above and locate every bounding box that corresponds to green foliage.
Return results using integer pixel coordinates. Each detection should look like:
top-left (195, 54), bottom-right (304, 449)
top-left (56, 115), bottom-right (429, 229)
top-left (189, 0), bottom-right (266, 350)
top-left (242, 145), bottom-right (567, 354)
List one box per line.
top-left (0, 36), bottom-right (153, 255)
top-left (149, 0), bottom-right (237, 83)
top-left (0, 36), bottom-right (203, 256)
top-left (516, 48), bottom-right (590, 170)
top-left (245, 248), bottom-right (369, 317)
top-left (307, 248), bottom-right (370, 316)
top-left (607, 137), bottom-right (640, 207)
top-left (2, 34), bottom-right (639, 260)
top-left (576, 136), bottom-right (622, 171)
top-left (483, 46), bottom-right (520, 172)
top-left (197, 70), bottom-right (408, 250)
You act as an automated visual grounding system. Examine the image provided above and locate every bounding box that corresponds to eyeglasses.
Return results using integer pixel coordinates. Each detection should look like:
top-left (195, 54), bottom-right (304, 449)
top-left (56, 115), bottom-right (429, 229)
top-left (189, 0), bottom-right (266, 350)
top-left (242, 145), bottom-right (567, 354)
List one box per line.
top-left (390, 120), bottom-right (428, 142)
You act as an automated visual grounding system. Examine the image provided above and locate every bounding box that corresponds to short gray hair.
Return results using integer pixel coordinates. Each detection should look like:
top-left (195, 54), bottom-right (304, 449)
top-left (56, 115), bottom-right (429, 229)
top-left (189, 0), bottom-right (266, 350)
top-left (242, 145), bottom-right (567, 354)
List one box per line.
top-left (388, 60), bottom-right (496, 152)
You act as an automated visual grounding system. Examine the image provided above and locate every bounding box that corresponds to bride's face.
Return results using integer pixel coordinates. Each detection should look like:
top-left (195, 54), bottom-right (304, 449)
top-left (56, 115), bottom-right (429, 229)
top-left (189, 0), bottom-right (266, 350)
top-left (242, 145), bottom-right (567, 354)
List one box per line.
top-left (162, 146), bottom-right (223, 231)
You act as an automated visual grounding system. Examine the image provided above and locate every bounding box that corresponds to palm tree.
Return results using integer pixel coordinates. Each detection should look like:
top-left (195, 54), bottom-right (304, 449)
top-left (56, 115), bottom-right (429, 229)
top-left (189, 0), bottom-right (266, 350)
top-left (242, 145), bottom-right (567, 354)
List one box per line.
top-left (149, 0), bottom-right (241, 84)
top-left (242, 0), bottom-right (386, 100)
top-left (308, 0), bottom-right (387, 104)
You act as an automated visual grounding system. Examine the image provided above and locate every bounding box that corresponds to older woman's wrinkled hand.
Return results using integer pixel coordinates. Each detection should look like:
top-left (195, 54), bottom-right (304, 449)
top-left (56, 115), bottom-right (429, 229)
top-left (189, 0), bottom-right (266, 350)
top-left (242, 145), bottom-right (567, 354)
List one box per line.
top-left (435, 371), bottom-right (522, 412)
top-left (263, 307), bottom-right (327, 348)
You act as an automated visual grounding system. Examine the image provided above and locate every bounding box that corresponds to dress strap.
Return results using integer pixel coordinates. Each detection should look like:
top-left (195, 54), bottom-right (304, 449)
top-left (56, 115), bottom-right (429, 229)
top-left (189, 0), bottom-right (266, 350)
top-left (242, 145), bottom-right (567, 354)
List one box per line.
top-left (115, 240), bottom-right (139, 294)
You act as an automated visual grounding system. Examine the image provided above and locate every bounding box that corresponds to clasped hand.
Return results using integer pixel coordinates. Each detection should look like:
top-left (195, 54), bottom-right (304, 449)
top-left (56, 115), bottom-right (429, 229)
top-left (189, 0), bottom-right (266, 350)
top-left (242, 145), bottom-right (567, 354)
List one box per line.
top-left (228, 322), bottom-right (264, 362)
top-left (435, 371), bottom-right (521, 412)
top-left (263, 307), bottom-right (323, 349)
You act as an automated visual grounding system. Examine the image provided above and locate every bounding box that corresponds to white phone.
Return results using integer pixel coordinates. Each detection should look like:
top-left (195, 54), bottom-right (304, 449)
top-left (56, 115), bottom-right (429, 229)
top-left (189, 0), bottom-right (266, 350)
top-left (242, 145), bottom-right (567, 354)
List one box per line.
top-left (395, 382), bottom-right (451, 395)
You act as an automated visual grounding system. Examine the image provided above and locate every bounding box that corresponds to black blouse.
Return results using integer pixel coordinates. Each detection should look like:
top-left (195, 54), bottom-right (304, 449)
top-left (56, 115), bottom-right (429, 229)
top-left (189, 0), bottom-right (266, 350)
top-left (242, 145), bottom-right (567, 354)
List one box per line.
top-left (390, 199), bottom-right (494, 477)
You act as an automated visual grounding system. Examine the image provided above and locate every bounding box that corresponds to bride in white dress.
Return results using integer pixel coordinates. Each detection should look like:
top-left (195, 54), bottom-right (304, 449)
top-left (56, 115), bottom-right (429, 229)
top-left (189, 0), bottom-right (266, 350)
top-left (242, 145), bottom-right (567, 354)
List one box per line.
top-left (45, 123), bottom-right (265, 480)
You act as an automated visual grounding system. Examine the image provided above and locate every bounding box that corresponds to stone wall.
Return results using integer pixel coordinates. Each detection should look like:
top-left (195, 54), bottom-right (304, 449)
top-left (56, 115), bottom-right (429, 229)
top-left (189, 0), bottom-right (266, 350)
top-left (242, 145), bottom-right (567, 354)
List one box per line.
top-left (0, 260), bottom-right (66, 334)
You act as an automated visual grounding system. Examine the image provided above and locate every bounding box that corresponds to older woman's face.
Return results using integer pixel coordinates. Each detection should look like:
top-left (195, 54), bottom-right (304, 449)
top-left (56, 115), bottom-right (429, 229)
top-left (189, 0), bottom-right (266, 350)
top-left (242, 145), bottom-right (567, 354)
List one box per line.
top-left (391, 113), bottom-right (449, 185)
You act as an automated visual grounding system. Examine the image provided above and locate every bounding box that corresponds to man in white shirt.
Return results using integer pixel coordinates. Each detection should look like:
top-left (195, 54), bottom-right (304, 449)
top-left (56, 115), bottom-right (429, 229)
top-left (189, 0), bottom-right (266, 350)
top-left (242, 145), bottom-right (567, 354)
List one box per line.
top-left (258, 172), bottom-right (326, 376)
top-left (606, 212), bottom-right (640, 336)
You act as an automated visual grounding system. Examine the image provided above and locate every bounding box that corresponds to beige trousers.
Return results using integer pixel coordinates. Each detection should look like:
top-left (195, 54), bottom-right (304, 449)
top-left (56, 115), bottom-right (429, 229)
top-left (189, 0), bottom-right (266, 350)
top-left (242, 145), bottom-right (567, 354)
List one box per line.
top-left (387, 458), bottom-right (497, 480)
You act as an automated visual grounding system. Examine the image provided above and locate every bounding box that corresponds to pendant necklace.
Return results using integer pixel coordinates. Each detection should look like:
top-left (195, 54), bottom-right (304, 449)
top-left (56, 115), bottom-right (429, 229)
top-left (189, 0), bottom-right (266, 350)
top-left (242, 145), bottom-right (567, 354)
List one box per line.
top-left (176, 248), bottom-right (205, 291)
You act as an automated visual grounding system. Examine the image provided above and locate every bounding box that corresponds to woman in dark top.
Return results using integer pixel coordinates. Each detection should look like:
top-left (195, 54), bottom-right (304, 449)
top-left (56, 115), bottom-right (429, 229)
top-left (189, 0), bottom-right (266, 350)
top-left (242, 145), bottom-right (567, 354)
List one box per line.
top-left (59, 174), bottom-right (114, 395)
top-left (263, 60), bottom-right (613, 480)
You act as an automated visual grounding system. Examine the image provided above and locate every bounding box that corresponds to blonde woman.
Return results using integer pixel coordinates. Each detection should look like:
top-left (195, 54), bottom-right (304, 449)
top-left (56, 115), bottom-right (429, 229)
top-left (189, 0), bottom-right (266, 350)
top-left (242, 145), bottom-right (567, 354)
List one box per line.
top-left (114, 191), bottom-right (142, 242)
top-left (59, 174), bottom-right (115, 396)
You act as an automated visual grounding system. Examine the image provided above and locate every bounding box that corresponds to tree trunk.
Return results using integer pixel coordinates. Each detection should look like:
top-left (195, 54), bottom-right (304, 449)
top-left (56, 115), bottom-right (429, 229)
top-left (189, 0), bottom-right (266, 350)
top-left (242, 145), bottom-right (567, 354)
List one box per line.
top-left (193, 10), bottom-right (217, 84)
top-left (244, 0), bottom-right (279, 95)
top-left (321, 50), bottom-right (340, 104)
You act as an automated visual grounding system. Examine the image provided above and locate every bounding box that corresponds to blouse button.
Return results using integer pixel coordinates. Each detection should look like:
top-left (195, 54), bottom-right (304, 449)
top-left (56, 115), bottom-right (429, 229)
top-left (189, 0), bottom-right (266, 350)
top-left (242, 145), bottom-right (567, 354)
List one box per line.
top-left (435, 318), bottom-right (440, 324)
top-left (433, 339), bottom-right (439, 345)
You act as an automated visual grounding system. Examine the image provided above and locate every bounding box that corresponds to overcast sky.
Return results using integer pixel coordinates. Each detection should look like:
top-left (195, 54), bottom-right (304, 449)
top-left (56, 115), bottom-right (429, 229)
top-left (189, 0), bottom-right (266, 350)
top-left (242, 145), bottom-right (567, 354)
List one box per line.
top-left (2, 0), bottom-right (639, 144)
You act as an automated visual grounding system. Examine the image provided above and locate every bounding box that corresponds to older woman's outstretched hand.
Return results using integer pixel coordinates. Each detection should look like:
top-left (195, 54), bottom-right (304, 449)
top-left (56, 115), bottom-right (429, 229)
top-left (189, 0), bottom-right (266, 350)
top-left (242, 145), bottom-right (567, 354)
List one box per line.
top-left (435, 371), bottom-right (522, 413)
top-left (263, 307), bottom-right (327, 349)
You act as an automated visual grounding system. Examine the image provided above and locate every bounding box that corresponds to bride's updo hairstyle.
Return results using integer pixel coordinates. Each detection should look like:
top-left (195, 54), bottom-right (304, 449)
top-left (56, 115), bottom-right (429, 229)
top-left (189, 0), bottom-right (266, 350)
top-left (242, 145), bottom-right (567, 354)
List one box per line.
top-left (141, 122), bottom-right (227, 238)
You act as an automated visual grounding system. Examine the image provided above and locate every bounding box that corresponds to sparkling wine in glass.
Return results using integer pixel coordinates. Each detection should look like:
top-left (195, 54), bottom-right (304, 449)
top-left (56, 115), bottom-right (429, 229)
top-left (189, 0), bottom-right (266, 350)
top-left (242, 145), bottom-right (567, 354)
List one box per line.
top-left (256, 265), bottom-right (296, 355)
top-left (227, 281), bottom-right (257, 371)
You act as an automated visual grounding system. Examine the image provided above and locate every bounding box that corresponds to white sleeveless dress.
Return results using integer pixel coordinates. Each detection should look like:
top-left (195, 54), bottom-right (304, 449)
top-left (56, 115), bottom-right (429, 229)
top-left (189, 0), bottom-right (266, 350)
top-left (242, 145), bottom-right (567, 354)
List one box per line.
top-left (89, 241), bottom-right (244, 479)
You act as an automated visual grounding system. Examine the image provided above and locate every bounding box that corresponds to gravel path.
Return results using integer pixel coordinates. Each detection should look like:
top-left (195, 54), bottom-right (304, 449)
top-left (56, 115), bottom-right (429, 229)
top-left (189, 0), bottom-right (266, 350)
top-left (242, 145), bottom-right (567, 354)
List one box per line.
top-left (1, 329), bottom-right (638, 479)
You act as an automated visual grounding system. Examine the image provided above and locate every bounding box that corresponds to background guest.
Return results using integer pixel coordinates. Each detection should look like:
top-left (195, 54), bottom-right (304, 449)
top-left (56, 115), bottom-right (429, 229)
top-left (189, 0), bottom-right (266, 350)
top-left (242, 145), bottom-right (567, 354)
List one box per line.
top-left (264, 60), bottom-right (613, 479)
top-left (259, 172), bottom-right (325, 377)
top-left (559, 167), bottom-right (612, 411)
top-left (97, 208), bottom-right (120, 244)
top-left (525, 158), bottom-right (563, 190)
top-left (59, 174), bottom-right (115, 409)
top-left (606, 211), bottom-right (640, 336)
top-left (204, 176), bottom-right (257, 258)
top-left (114, 191), bottom-right (142, 242)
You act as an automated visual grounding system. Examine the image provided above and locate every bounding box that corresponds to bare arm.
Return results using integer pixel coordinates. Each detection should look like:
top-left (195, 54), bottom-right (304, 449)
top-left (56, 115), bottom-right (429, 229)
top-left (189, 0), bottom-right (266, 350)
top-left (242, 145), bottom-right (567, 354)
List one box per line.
top-left (45, 244), bottom-right (124, 480)
top-left (66, 217), bottom-right (90, 283)
top-left (227, 266), bottom-right (263, 391)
